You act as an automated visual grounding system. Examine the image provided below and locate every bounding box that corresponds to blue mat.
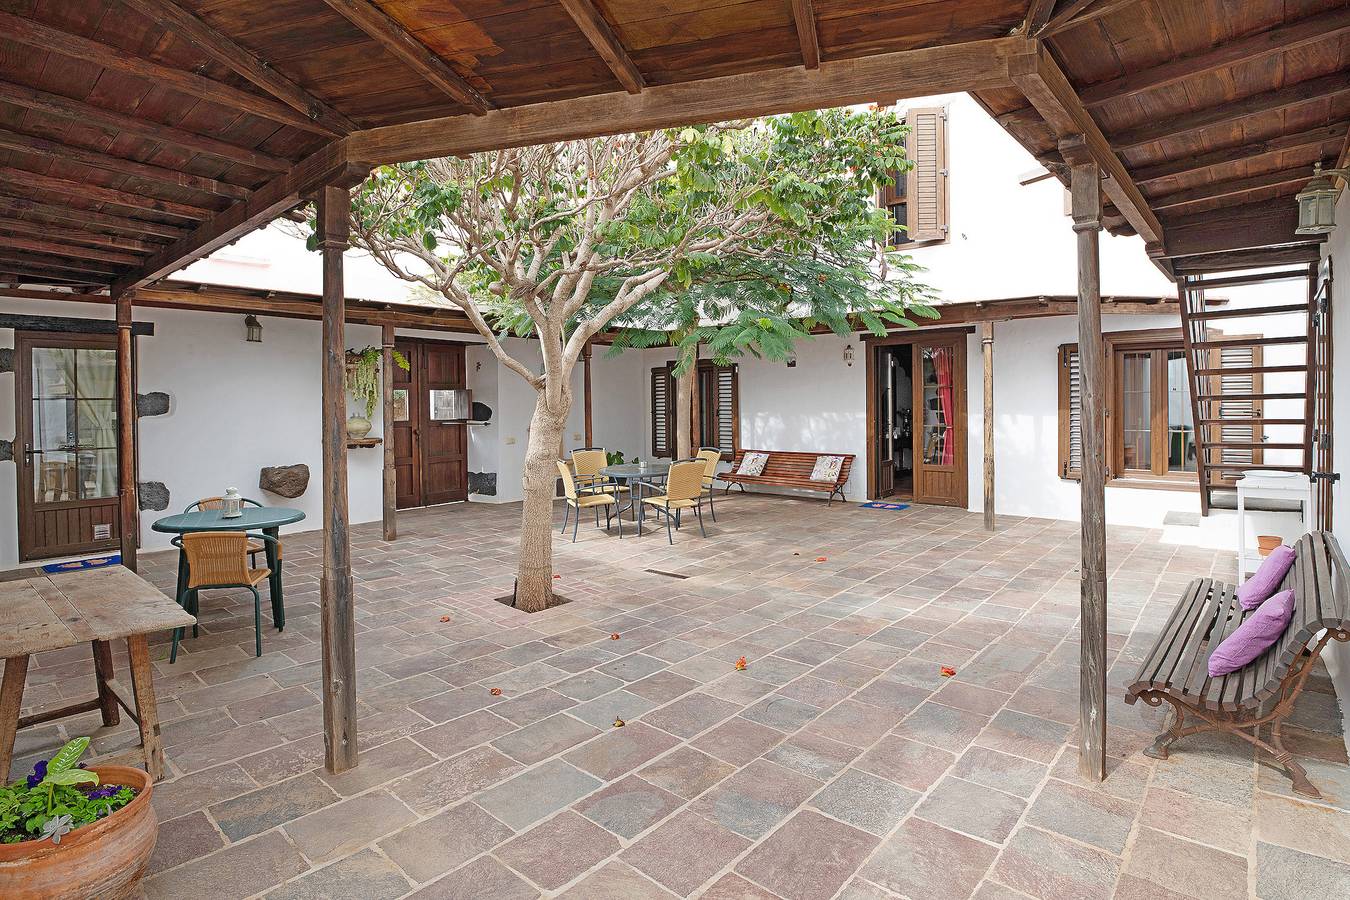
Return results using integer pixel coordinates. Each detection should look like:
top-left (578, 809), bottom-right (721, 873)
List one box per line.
top-left (42, 554), bottom-right (121, 574)
top-left (859, 502), bottom-right (910, 511)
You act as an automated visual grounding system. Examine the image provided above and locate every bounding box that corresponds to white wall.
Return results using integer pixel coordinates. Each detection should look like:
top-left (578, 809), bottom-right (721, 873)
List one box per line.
top-left (1324, 189), bottom-right (1350, 735)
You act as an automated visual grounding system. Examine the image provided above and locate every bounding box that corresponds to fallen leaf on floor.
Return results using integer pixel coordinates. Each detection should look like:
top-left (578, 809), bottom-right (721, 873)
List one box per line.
top-left (613, 718), bottom-right (626, 728)
top-left (793, 552), bottom-right (800, 556)
top-left (735, 656), bottom-right (748, 671)
top-left (439, 615), bottom-right (451, 623)
top-left (610, 633), bottom-right (621, 640)
top-left (939, 666), bottom-right (957, 678)
top-left (489, 687), bottom-right (502, 696)
top-left (553, 574), bottom-right (561, 579)
top-left (815, 557), bottom-right (827, 562)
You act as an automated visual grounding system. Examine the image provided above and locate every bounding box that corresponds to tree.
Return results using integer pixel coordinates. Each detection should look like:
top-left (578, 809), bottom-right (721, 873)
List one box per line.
top-left (330, 108), bottom-right (933, 612)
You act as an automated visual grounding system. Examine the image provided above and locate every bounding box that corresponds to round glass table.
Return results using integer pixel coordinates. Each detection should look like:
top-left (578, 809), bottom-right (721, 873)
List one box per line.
top-left (600, 462), bottom-right (670, 519)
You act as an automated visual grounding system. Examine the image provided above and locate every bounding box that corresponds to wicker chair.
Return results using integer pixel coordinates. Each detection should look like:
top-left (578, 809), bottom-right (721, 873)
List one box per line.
top-left (185, 496), bottom-right (280, 567)
top-left (170, 531), bottom-right (276, 662)
top-left (695, 447), bottom-right (722, 521)
top-left (556, 461), bottom-right (623, 542)
top-left (569, 447), bottom-right (626, 498)
top-left (638, 458), bottom-right (708, 544)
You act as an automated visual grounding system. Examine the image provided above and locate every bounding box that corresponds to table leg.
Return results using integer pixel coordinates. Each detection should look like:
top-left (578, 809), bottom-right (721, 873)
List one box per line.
top-left (0, 655), bottom-right (30, 783)
top-left (125, 636), bottom-right (164, 781)
top-left (91, 640), bottom-right (120, 727)
top-left (174, 546), bottom-right (188, 607)
top-left (265, 526), bottom-right (284, 631)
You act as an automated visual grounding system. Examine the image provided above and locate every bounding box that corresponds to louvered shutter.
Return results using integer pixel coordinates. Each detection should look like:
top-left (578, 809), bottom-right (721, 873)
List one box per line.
top-left (651, 366), bottom-right (674, 458)
top-left (905, 107), bottom-right (948, 242)
top-left (1058, 344), bottom-right (1082, 479)
top-left (1210, 342), bottom-right (1264, 480)
top-left (714, 365), bottom-right (738, 459)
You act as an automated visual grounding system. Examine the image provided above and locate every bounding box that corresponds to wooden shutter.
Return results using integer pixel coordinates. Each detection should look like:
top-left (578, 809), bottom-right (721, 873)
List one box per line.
top-left (712, 364), bottom-right (738, 459)
top-left (651, 365), bottom-right (674, 458)
top-left (1208, 339), bottom-right (1264, 480)
top-left (905, 107), bottom-right (948, 242)
top-left (1058, 343), bottom-right (1082, 480)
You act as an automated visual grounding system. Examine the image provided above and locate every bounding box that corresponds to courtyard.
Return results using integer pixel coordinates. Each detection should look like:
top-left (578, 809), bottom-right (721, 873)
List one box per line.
top-left (8, 494), bottom-right (1347, 899)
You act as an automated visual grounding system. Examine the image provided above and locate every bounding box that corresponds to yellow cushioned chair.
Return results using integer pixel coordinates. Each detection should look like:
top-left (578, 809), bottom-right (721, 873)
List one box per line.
top-left (557, 460), bottom-right (623, 542)
top-left (638, 458), bottom-right (708, 544)
top-left (695, 447), bottom-right (722, 521)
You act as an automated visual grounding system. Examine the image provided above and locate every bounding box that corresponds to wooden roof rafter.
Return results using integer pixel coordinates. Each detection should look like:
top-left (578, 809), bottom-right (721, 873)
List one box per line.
top-left (0, 168), bottom-right (216, 222)
top-left (0, 197), bottom-right (185, 241)
top-left (0, 218), bottom-right (160, 255)
top-left (788, 0), bottom-right (822, 70)
top-left (1038, 0), bottom-right (1144, 37)
top-left (1132, 124), bottom-right (1347, 188)
top-left (1150, 166), bottom-right (1325, 215)
top-left (558, 0), bottom-right (646, 94)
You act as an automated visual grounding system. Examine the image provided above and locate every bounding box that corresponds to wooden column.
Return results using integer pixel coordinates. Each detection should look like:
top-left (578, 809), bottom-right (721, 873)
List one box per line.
top-left (1064, 136), bottom-right (1107, 782)
top-left (582, 341), bottom-right (594, 447)
top-left (982, 321), bottom-right (995, 531)
top-left (317, 183), bottom-right (358, 773)
top-left (381, 324), bottom-right (397, 541)
top-left (114, 290), bottom-right (138, 571)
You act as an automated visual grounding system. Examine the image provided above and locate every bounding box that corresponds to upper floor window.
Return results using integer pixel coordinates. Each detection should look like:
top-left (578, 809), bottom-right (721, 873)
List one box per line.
top-left (880, 106), bottom-right (950, 247)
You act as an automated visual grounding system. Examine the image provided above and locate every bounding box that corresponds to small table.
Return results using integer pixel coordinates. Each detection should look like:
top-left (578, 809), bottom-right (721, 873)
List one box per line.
top-left (601, 462), bottom-right (671, 520)
top-left (152, 506), bottom-right (305, 630)
top-left (1235, 471), bottom-right (1311, 582)
top-left (0, 567), bottom-right (195, 781)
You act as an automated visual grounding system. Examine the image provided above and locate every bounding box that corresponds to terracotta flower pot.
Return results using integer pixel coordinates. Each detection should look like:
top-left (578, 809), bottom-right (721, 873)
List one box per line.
top-left (1257, 535), bottom-right (1282, 557)
top-left (0, 765), bottom-right (158, 900)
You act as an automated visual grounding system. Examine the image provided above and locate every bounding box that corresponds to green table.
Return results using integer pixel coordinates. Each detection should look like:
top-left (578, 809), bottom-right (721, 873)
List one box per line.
top-left (151, 507), bottom-right (305, 631)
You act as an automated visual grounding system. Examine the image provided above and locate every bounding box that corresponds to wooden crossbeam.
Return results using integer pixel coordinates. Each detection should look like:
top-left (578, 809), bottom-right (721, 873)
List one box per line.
top-left (1025, 0), bottom-right (1058, 33)
top-left (559, 0), bottom-right (645, 94)
top-left (118, 0), bottom-right (357, 136)
top-left (0, 128), bottom-right (250, 201)
top-left (1040, 0), bottom-right (1142, 37)
top-left (0, 218), bottom-right (160, 254)
top-left (0, 167), bottom-right (215, 221)
top-left (0, 251), bottom-right (120, 278)
top-left (1151, 166), bottom-right (1318, 214)
top-left (0, 80), bottom-right (291, 173)
top-left (1173, 245), bottom-right (1322, 274)
top-left (1080, 8), bottom-right (1350, 108)
top-left (1111, 73), bottom-right (1350, 153)
top-left (0, 11), bottom-right (338, 137)
top-left (1133, 124), bottom-right (1346, 187)
top-left (318, 0), bottom-right (491, 113)
top-left (0, 197), bottom-right (184, 240)
top-left (1160, 201), bottom-right (1321, 259)
top-left (789, 0), bottom-right (822, 70)
top-left (0, 234), bottom-right (143, 266)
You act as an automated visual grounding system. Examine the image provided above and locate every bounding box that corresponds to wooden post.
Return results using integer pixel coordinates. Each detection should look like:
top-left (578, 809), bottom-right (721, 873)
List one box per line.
top-left (1064, 136), bottom-right (1107, 783)
top-left (381, 324), bottom-right (397, 541)
top-left (114, 290), bottom-right (138, 571)
top-left (317, 182), bottom-right (358, 773)
top-left (582, 341), bottom-right (594, 447)
top-left (982, 321), bottom-right (995, 531)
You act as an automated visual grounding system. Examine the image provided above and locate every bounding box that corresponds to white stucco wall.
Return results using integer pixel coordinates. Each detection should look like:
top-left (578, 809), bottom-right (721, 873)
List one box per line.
top-left (1323, 189), bottom-right (1350, 732)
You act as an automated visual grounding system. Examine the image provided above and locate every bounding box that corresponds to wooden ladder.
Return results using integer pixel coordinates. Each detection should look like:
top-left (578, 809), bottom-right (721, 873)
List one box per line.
top-left (1177, 270), bottom-right (1316, 516)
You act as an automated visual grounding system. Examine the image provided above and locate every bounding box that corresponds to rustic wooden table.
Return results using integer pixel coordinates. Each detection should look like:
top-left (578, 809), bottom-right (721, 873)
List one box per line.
top-left (0, 566), bottom-right (195, 782)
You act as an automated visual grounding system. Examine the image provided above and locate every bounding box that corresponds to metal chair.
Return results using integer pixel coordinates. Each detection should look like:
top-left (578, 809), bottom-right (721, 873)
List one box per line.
top-left (695, 447), bottom-right (722, 520)
top-left (638, 458), bottom-right (708, 544)
top-left (170, 531), bottom-right (277, 662)
top-left (556, 461), bottom-right (623, 542)
top-left (569, 447), bottom-right (627, 498)
top-left (185, 496), bottom-right (280, 567)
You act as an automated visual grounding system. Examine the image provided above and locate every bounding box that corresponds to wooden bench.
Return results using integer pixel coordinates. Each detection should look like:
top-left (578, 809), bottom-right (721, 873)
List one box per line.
top-left (719, 449), bottom-right (854, 505)
top-left (1124, 531), bottom-right (1350, 798)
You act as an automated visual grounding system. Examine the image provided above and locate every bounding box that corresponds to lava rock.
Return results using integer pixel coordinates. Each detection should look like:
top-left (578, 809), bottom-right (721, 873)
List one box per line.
top-left (260, 464), bottom-right (310, 498)
top-left (138, 481), bottom-right (170, 511)
top-left (468, 471), bottom-right (497, 496)
top-left (0, 348), bottom-right (12, 375)
top-left (137, 391), bottom-right (170, 417)
top-left (0, 439), bottom-right (11, 463)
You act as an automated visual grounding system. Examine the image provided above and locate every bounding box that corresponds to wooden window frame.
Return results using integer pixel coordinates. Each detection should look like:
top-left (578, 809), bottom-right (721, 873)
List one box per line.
top-left (651, 361), bottom-right (740, 459)
top-left (880, 105), bottom-right (949, 249)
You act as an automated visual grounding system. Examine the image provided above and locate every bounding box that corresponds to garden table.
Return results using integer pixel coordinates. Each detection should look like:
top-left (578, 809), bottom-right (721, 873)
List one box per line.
top-left (0, 566), bottom-right (195, 781)
top-left (601, 462), bottom-right (670, 520)
top-left (151, 506), bottom-right (304, 631)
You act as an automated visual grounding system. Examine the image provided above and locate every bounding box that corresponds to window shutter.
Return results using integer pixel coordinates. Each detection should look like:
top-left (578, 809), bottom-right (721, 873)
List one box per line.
top-left (714, 364), bottom-right (738, 459)
top-left (1209, 340), bottom-right (1264, 480)
top-left (905, 107), bottom-right (948, 242)
top-left (1058, 343), bottom-right (1082, 480)
top-left (651, 365), bottom-right (674, 458)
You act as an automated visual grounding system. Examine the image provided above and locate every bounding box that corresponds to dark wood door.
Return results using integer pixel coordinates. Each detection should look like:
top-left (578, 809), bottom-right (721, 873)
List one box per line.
top-left (876, 349), bottom-right (896, 497)
top-left (394, 339), bottom-right (468, 509)
top-left (15, 332), bottom-right (123, 560)
top-left (912, 335), bottom-right (968, 508)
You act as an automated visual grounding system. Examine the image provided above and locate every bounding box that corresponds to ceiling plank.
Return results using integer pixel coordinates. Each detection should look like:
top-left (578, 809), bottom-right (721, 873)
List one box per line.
top-left (0, 80), bottom-right (292, 173)
top-left (0, 234), bottom-right (143, 266)
top-left (0, 197), bottom-right (185, 239)
top-left (0, 217), bottom-right (160, 253)
top-left (1008, 39), bottom-right (1162, 247)
top-left (0, 250), bottom-right (122, 277)
top-left (1172, 244), bottom-right (1321, 274)
top-left (117, 0), bottom-right (358, 135)
top-left (1080, 8), bottom-right (1350, 108)
top-left (788, 0), bottom-right (821, 70)
top-left (317, 0), bottom-right (491, 114)
top-left (1041, 0), bottom-right (1142, 37)
top-left (1151, 166), bottom-right (1320, 214)
top-left (1133, 123), bottom-right (1346, 187)
top-left (1111, 73), bottom-right (1350, 153)
top-left (558, 0), bottom-right (646, 94)
top-left (0, 167), bottom-right (215, 221)
top-left (349, 36), bottom-right (1018, 164)
top-left (0, 128), bottom-right (250, 201)
top-left (0, 10), bottom-right (339, 137)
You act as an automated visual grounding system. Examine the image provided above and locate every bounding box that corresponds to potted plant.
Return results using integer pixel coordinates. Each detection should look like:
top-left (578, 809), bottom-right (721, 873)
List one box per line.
top-left (0, 738), bottom-right (157, 899)
top-left (345, 346), bottom-right (410, 439)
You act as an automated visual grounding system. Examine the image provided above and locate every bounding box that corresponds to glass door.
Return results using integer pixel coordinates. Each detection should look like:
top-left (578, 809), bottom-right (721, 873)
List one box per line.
top-left (911, 336), bottom-right (967, 507)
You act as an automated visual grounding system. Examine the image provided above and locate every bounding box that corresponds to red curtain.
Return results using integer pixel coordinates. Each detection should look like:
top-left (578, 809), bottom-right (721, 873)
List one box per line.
top-left (934, 347), bottom-right (954, 466)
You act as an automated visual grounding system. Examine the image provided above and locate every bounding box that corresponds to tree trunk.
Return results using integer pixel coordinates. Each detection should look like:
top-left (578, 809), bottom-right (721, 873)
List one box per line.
top-left (675, 359), bottom-right (696, 459)
top-left (516, 395), bottom-right (570, 613)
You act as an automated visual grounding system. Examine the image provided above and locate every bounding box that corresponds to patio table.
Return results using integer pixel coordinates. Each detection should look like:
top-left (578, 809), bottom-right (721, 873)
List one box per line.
top-left (602, 462), bottom-right (670, 520)
top-left (151, 506), bottom-right (304, 631)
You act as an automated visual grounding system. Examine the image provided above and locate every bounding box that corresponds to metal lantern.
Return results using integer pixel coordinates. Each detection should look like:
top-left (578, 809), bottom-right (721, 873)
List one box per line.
top-left (244, 314), bottom-right (263, 343)
top-left (1295, 163), bottom-right (1349, 236)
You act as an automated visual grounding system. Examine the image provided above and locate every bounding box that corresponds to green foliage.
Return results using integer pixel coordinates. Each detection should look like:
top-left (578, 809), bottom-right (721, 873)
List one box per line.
top-left (1, 738), bottom-right (136, 844)
top-left (345, 346), bottom-right (411, 420)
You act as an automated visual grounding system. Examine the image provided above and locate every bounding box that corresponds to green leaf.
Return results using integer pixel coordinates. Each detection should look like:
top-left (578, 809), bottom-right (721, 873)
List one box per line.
top-left (46, 738), bottom-right (88, 777)
top-left (44, 770), bottom-right (99, 788)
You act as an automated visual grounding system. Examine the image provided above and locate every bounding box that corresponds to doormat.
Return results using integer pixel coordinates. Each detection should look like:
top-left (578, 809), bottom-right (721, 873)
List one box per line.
top-left (42, 554), bottom-right (121, 574)
top-left (858, 502), bottom-right (910, 511)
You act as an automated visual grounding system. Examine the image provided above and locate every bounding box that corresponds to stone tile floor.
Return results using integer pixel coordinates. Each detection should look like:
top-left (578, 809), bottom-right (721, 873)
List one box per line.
top-left (9, 495), bottom-right (1350, 899)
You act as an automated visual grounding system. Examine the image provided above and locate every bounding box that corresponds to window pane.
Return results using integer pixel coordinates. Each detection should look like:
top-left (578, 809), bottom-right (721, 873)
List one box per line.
top-left (77, 400), bottom-right (118, 448)
top-left (78, 450), bottom-right (118, 500)
top-left (1119, 351), bottom-right (1152, 470)
top-left (76, 349), bottom-right (116, 399)
top-left (32, 347), bottom-right (75, 399)
top-left (34, 451), bottom-right (77, 502)
top-left (33, 399), bottom-right (75, 451)
top-left (1166, 350), bottom-right (1196, 472)
top-left (920, 346), bottom-right (955, 466)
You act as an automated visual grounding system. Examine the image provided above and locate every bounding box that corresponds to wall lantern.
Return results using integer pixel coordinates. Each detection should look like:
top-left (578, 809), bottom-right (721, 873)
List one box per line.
top-left (843, 344), bottom-right (855, 367)
top-left (1295, 162), bottom-right (1350, 235)
top-left (244, 315), bottom-right (262, 343)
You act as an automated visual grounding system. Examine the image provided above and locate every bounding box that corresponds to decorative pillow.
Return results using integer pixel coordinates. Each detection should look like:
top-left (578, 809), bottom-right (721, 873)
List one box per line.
top-left (737, 452), bottom-right (769, 476)
top-left (1236, 544), bottom-right (1295, 611)
top-left (810, 455), bottom-right (844, 482)
top-left (1208, 589), bottom-right (1295, 677)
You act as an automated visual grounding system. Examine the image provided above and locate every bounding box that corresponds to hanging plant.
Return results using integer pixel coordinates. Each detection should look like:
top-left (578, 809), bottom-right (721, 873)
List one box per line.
top-left (345, 346), bottom-right (410, 419)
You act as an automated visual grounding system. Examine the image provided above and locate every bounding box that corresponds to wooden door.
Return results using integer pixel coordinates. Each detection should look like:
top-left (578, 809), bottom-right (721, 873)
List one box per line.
top-left (875, 348), bottom-right (896, 497)
top-left (393, 339), bottom-right (468, 508)
top-left (912, 336), bottom-right (967, 507)
top-left (393, 338), bottom-right (419, 508)
top-left (15, 332), bottom-right (122, 560)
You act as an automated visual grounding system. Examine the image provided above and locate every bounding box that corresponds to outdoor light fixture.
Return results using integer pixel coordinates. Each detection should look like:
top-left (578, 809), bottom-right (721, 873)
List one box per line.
top-left (1296, 162), bottom-right (1350, 235)
top-left (844, 344), bottom-right (855, 367)
top-left (244, 315), bottom-right (262, 343)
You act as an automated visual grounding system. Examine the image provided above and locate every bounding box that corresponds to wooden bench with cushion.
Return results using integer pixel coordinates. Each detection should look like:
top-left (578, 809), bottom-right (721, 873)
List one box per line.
top-left (719, 449), bottom-right (854, 506)
top-left (1124, 531), bottom-right (1350, 798)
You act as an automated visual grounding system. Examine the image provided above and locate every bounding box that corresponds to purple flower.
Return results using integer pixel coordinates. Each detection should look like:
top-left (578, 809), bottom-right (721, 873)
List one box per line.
top-left (86, 785), bottom-right (120, 801)
top-left (25, 759), bottom-right (47, 789)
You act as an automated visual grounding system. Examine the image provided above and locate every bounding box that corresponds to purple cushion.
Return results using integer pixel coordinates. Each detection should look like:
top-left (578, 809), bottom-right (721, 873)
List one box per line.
top-left (1236, 544), bottom-right (1295, 611)
top-left (1208, 589), bottom-right (1295, 677)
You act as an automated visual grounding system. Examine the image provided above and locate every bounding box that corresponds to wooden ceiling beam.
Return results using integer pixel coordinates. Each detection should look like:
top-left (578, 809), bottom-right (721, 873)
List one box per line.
top-left (0, 80), bottom-right (291, 173)
top-left (558, 0), bottom-right (645, 94)
top-left (1080, 8), bottom-right (1350, 109)
top-left (0, 128), bottom-right (250, 201)
top-left (0, 197), bottom-right (184, 240)
top-left (1151, 166), bottom-right (1319, 214)
top-left (1132, 123), bottom-right (1346, 187)
top-left (1159, 201), bottom-right (1321, 258)
top-left (348, 36), bottom-right (1018, 164)
top-left (1040, 0), bottom-right (1142, 37)
top-left (318, 0), bottom-right (491, 113)
top-left (788, 0), bottom-right (821, 70)
top-left (0, 250), bottom-right (121, 277)
top-left (0, 234), bottom-right (143, 267)
top-left (1024, 0), bottom-right (1058, 34)
top-left (1008, 40), bottom-right (1162, 246)
top-left (0, 11), bottom-right (339, 138)
top-left (0, 218), bottom-right (160, 254)
top-left (1111, 73), bottom-right (1350, 153)
top-left (1172, 244), bottom-right (1321, 274)
top-left (117, 0), bottom-right (357, 136)
top-left (0, 167), bottom-right (214, 222)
